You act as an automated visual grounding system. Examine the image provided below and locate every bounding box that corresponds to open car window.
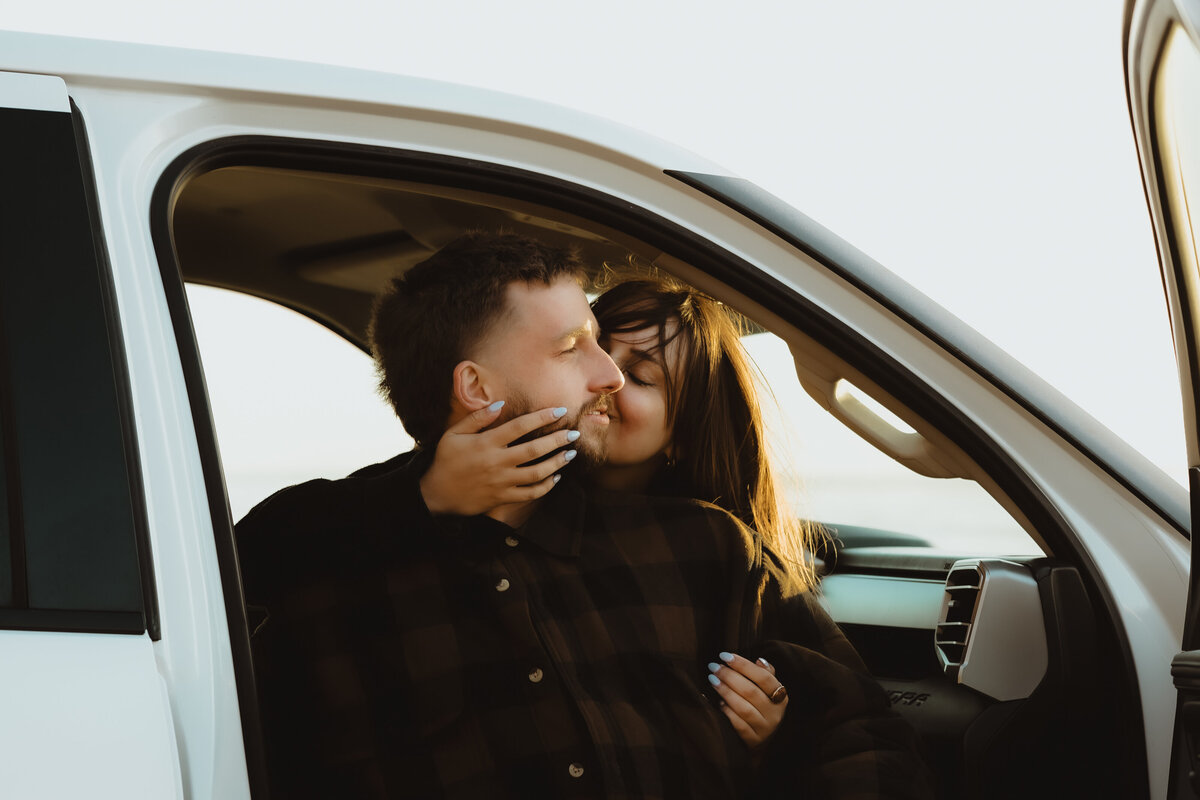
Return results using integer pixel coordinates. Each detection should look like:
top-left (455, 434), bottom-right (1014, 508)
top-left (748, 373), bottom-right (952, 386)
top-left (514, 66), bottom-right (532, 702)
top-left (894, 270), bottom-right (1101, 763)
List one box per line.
top-left (743, 332), bottom-right (1038, 556)
top-left (187, 285), bottom-right (412, 521)
top-left (166, 144), bottom-right (1140, 799)
top-left (189, 284), bottom-right (1038, 559)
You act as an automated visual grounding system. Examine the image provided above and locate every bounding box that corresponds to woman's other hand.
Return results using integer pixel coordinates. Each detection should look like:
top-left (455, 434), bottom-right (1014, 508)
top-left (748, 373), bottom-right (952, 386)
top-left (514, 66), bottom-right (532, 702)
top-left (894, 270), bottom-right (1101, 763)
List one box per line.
top-left (706, 651), bottom-right (788, 751)
top-left (419, 402), bottom-right (580, 516)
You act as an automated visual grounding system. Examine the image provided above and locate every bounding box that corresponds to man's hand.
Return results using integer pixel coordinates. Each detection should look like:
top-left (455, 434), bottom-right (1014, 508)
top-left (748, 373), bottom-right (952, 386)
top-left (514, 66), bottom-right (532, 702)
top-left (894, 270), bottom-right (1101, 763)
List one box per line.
top-left (419, 402), bottom-right (580, 516)
top-left (707, 651), bottom-right (789, 751)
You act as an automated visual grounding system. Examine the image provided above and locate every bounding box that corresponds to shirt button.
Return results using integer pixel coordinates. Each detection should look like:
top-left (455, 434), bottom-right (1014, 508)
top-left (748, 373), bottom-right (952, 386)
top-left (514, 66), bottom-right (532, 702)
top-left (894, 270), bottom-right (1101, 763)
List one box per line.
top-left (504, 535), bottom-right (519, 548)
top-left (495, 578), bottom-right (510, 592)
top-left (568, 762), bottom-right (585, 778)
top-left (528, 667), bottom-right (544, 683)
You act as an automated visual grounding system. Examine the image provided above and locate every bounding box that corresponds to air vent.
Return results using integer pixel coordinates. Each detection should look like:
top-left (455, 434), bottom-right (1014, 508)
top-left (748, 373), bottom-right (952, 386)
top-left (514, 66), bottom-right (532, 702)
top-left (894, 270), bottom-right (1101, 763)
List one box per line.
top-left (934, 558), bottom-right (1048, 701)
top-left (936, 565), bottom-right (982, 678)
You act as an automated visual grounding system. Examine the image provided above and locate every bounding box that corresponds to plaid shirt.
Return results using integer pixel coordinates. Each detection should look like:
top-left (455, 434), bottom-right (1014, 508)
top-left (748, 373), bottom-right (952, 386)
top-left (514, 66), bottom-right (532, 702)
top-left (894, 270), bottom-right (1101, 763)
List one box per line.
top-left (237, 451), bottom-right (929, 799)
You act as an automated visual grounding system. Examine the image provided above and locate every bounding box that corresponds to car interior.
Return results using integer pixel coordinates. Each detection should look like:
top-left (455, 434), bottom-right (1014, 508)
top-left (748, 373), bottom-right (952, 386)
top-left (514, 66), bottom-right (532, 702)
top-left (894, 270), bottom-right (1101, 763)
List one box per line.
top-left (163, 155), bottom-right (1145, 798)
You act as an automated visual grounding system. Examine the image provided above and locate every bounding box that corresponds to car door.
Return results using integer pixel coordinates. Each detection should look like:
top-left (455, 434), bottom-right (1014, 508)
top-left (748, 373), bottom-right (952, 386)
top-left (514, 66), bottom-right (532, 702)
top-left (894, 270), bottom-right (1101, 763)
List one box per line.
top-left (1125, 0), bottom-right (1200, 795)
top-left (0, 70), bottom-right (185, 798)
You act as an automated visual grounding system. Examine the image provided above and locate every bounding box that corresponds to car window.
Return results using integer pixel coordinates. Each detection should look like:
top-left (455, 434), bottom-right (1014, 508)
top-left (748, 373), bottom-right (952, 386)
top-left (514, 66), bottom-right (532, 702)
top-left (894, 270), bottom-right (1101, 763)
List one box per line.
top-left (187, 285), bottom-right (412, 521)
top-left (0, 101), bottom-right (145, 629)
top-left (744, 333), bottom-right (1038, 555)
top-left (191, 285), bottom-right (1037, 556)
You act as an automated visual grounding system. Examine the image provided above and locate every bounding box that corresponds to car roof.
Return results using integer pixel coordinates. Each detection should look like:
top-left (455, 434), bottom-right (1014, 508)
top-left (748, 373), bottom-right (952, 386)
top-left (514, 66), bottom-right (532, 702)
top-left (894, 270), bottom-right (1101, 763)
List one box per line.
top-left (0, 29), bottom-right (727, 177)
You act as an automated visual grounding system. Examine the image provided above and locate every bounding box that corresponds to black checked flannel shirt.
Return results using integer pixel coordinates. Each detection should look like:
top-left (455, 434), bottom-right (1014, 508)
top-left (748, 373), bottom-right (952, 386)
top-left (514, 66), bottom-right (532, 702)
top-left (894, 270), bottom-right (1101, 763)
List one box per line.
top-left (237, 451), bottom-right (930, 799)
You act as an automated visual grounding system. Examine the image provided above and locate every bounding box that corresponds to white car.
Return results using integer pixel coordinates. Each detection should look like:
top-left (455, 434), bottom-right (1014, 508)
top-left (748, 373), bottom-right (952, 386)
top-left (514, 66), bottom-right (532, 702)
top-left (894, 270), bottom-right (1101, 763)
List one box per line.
top-left (0, 0), bottom-right (1195, 795)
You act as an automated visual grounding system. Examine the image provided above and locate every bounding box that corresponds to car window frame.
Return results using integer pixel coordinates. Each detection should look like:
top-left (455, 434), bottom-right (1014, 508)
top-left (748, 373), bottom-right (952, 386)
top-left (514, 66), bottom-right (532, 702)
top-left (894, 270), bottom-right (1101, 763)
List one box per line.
top-left (150, 134), bottom-right (1148, 796)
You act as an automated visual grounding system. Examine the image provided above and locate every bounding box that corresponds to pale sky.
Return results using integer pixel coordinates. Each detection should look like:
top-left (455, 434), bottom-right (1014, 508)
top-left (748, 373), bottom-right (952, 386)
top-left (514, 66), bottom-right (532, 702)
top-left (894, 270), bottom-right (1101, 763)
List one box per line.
top-left (4, 0), bottom-right (1184, 495)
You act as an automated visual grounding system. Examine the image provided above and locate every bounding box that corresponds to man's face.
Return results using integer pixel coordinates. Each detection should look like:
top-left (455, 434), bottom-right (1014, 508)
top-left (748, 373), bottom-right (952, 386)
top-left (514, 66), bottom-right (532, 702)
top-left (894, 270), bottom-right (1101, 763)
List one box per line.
top-left (472, 277), bottom-right (625, 464)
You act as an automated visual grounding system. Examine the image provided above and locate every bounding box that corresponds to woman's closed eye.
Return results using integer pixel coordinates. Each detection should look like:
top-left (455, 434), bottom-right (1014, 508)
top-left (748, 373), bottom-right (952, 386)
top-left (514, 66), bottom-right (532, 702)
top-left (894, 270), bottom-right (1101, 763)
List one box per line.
top-left (623, 368), bottom-right (655, 387)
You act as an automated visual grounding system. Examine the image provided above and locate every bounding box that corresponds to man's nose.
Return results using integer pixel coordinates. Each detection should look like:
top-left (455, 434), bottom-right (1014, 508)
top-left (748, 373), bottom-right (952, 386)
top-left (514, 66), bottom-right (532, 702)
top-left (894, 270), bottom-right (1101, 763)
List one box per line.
top-left (590, 345), bottom-right (624, 394)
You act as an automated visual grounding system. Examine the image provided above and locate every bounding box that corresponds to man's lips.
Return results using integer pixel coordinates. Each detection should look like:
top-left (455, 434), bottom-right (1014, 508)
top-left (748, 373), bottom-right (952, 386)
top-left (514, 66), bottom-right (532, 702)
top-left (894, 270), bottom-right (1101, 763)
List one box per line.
top-left (583, 405), bottom-right (610, 424)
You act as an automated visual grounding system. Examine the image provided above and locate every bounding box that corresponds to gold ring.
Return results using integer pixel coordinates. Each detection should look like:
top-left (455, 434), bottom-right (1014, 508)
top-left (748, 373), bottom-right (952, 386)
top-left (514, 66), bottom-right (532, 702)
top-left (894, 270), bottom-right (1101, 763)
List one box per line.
top-left (769, 685), bottom-right (788, 704)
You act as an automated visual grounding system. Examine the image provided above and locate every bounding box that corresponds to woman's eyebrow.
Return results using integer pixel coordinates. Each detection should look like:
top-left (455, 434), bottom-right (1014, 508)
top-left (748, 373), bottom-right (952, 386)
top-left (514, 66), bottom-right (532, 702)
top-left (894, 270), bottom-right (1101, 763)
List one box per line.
top-left (625, 348), bottom-right (662, 367)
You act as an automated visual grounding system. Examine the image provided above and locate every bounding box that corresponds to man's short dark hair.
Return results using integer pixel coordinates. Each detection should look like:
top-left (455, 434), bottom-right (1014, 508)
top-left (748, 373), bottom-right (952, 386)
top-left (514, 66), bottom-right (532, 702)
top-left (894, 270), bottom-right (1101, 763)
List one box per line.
top-left (370, 231), bottom-right (587, 448)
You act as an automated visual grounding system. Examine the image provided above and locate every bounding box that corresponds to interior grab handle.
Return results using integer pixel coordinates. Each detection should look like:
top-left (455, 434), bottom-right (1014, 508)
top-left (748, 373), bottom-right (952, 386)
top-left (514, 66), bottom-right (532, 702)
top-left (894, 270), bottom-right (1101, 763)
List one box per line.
top-left (793, 352), bottom-right (966, 479)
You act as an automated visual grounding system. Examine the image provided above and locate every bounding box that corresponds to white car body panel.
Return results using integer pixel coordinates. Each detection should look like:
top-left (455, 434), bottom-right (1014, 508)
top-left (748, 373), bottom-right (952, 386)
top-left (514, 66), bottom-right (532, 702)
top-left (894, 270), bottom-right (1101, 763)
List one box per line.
top-left (0, 70), bottom-right (68, 112)
top-left (0, 631), bottom-right (182, 798)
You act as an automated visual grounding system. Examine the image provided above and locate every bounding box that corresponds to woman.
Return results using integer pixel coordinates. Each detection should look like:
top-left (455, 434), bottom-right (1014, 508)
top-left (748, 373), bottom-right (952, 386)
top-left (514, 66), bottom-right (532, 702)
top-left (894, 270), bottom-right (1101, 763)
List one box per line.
top-left (419, 276), bottom-right (823, 755)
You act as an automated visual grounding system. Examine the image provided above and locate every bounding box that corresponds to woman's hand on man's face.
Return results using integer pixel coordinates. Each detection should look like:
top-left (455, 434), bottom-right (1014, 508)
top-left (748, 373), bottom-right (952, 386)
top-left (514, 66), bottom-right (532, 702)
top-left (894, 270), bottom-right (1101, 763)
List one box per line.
top-left (419, 403), bottom-right (579, 516)
top-left (706, 651), bottom-right (788, 752)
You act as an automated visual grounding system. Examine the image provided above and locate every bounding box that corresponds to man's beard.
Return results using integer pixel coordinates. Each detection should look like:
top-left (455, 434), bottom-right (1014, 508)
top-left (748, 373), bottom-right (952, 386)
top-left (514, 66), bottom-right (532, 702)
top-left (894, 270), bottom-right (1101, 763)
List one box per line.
top-left (502, 390), bottom-right (609, 470)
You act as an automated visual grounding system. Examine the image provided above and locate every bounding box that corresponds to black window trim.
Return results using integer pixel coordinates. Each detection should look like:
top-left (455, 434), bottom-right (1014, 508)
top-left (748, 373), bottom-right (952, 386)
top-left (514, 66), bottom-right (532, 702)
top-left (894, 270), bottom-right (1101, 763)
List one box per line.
top-left (71, 100), bottom-right (159, 639)
top-left (149, 134), bottom-right (1149, 799)
top-left (0, 608), bottom-right (144, 634)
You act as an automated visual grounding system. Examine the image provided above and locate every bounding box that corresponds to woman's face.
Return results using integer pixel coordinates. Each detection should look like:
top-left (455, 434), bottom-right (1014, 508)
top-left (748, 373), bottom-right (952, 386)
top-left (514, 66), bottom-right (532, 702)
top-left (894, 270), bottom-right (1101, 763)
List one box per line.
top-left (598, 321), bottom-right (680, 482)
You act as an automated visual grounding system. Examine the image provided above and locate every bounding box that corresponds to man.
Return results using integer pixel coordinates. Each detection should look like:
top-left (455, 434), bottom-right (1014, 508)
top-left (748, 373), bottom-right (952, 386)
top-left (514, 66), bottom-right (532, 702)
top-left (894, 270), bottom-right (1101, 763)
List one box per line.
top-left (237, 232), bottom-right (929, 798)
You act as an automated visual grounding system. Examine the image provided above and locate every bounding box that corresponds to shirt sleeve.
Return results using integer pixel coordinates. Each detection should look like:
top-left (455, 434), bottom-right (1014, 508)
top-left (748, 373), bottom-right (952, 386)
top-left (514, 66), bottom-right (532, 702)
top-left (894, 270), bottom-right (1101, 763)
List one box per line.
top-left (233, 454), bottom-right (438, 798)
top-left (235, 450), bottom-right (435, 615)
top-left (750, 589), bottom-right (935, 799)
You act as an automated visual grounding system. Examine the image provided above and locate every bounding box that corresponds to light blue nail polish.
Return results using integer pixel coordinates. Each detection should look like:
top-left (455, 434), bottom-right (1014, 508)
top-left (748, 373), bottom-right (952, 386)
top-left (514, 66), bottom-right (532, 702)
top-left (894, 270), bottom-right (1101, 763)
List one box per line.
top-left (719, 651), bottom-right (734, 663)
top-left (488, 400), bottom-right (505, 412)
top-left (552, 474), bottom-right (561, 484)
top-left (707, 673), bottom-right (721, 687)
top-left (707, 662), bottom-right (721, 674)
top-left (564, 450), bottom-right (577, 461)
top-left (553, 407), bottom-right (568, 418)
top-left (566, 430), bottom-right (580, 442)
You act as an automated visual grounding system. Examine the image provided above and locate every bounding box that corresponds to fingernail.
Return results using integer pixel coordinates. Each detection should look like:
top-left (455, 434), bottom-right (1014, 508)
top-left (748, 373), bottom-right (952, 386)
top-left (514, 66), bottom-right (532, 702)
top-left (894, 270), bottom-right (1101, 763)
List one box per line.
top-left (757, 657), bottom-right (771, 669)
top-left (564, 450), bottom-right (577, 461)
top-left (719, 652), bottom-right (735, 663)
top-left (552, 474), bottom-right (561, 484)
top-left (488, 400), bottom-right (505, 412)
top-left (707, 662), bottom-right (722, 674)
top-left (553, 407), bottom-right (568, 418)
top-left (707, 673), bottom-right (721, 687)
top-left (566, 430), bottom-right (580, 442)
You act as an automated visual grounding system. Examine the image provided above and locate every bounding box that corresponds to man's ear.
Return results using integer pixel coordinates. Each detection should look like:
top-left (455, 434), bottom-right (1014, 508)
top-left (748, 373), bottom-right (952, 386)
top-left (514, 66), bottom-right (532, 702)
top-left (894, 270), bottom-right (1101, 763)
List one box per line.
top-left (451, 360), bottom-right (496, 410)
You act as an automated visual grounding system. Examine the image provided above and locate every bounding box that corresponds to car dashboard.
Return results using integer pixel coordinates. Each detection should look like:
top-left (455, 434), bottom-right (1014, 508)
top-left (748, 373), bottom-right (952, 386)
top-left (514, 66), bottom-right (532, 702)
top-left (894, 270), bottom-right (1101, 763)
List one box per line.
top-left (819, 524), bottom-right (1126, 799)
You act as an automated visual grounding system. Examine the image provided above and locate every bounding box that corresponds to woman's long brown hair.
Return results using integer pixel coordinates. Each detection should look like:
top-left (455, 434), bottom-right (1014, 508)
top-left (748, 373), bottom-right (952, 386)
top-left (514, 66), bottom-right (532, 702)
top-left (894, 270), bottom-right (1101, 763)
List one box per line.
top-left (592, 277), bottom-right (822, 593)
